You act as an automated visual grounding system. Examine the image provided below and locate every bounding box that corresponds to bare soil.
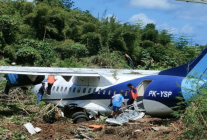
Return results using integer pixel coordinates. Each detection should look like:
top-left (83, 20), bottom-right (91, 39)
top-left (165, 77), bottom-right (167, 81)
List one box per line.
top-left (0, 90), bottom-right (184, 140)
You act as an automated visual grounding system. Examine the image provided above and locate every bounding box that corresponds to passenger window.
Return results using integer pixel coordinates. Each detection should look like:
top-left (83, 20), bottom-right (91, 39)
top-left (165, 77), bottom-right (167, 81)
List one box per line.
top-left (83, 88), bottom-right (86, 93)
top-left (103, 90), bottom-right (106, 95)
top-left (93, 88), bottom-right (96, 93)
top-left (88, 88), bottom-right (91, 93)
top-left (77, 87), bottom-right (81, 93)
top-left (73, 87), bottom-right (76, 93)
top-left (56, 86), bottom-right (59, 91)
top-left (60, 87), bottom-right (63, 92)
top-left (98, 89), bottom-right (101, 94)
top-left (108, 89), bottom-right (111, 95)
top-left (64, 87), bottom-right (67, 92)
top-left (125, 91), bottom-right (128, 96)
top-left (69, 87), bottom-right (71, 93)
top-left (113, 90), bottom-right (117, 95)
top-left (52, 86), bottom-right (55, 91)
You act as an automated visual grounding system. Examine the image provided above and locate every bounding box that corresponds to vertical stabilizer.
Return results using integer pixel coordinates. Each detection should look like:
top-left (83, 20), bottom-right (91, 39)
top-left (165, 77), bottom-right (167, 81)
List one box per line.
top-left (159, 47), bottom-right (207, 77)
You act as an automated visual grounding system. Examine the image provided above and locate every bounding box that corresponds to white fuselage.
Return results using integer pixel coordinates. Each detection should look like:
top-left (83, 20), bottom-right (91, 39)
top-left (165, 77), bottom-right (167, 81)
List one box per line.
top-left (32, 69), bottom-right (160, 116)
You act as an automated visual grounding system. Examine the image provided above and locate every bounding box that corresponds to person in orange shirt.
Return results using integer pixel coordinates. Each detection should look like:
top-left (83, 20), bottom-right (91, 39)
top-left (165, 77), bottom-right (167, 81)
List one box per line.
top-left (127, 83), bottom-right (138, 105)
top-left (47, 75), bottom-right (56, 95)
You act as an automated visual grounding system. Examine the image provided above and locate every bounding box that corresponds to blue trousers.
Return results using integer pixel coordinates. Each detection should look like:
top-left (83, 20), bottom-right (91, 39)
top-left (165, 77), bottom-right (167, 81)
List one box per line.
top-left (35, 93), bottom-right (42, 105)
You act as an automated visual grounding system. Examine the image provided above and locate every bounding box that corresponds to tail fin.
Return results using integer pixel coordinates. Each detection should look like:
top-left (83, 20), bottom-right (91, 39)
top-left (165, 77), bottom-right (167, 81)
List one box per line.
top-left (159, 47), bottom-right (207, 77)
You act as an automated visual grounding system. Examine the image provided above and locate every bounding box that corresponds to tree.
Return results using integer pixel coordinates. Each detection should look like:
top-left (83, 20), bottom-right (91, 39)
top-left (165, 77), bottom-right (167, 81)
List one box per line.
top-left (36, 41), bottom-right (55, 66)
top-left (141, 23), bottom-right (158, 43)
top-left (16, 47), bottom-right (42, 65)
top-left (158, 30), bottom-right (172, 46)
top-left (0, 15), bottom-right (19, 54)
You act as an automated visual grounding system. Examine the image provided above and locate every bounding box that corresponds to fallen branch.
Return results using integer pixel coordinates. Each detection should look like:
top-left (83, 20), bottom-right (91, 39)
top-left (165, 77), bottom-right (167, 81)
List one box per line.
top-left (170, 131), bottom-right (184, 140)
top-left (170, 123), bottom-right (179, 131)
top-left (44, 99), bottom-right (62, 116)
top-left (13, 88), bottom-right (30, 115)
top-left (79, 133), bottom-right (92, 140)
top-left (38, 104), bottom-right (52, 115)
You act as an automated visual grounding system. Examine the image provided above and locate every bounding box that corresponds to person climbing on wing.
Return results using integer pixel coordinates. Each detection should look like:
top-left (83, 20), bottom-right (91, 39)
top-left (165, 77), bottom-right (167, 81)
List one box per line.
top-left (127, 83), bottom-right (138, 105)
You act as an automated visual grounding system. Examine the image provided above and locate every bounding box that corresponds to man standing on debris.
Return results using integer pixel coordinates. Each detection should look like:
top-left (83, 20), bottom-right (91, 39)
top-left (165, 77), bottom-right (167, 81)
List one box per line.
top-left (127, 83), bottom-right (138, 105)
top-left (47, 75), bottom-right (56, 95)
top-left (110, 90), bottom-right (126, 118)
top-left (35, 82), bottom-right (46, 105)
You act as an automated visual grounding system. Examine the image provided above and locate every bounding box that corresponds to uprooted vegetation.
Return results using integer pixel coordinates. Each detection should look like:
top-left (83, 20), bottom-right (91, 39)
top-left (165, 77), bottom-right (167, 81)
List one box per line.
top-left (0, 87), bottom-right (206, 139)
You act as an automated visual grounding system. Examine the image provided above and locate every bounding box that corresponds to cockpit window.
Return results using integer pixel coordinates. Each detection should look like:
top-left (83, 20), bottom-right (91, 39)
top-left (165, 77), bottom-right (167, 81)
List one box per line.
top-left (52, 86), bottom-right (55, 91)
top-left (56, 86), bottom-right (59, 91)
top-left (60, 87), bottom-right (63, 92)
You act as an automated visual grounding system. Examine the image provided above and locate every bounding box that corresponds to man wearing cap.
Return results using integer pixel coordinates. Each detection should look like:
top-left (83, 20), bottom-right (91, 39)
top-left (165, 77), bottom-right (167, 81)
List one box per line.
top-left (35, 82), bottom-right (46, 105)
top-left (127, 83), bottom-right (138, 105)
top-left (110, 90), bottom-right (126, 118)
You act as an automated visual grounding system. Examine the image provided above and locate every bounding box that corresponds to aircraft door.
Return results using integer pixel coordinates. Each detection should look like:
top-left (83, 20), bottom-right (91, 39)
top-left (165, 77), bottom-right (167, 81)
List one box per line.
top-left (136, 80), bottom-right (152, 109)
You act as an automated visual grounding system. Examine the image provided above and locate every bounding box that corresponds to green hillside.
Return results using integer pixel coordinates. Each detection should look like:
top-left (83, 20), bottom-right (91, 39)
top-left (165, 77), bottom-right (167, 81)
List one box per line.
top-left (0, 0), bottom-right (206, 69)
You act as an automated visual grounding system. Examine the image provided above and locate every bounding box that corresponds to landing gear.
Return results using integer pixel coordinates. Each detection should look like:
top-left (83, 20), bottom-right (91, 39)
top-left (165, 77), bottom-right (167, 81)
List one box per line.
top-left (64, 105), bottom-right (90, 123)
top-left (72, 112), bottom-right (89, 123)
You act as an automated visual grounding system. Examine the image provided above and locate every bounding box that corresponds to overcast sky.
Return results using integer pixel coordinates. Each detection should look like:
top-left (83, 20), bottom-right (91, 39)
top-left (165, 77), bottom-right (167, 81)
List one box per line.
top-left (72, 0), bottom-right (207, 46)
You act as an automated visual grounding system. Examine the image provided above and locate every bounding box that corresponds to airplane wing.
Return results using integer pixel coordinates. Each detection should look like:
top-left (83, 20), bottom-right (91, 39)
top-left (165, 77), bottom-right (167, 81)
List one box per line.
top-left (0, 66), bottom-right (100, 77)
top-left (0, 66), bottom-right (100, 93)
top-left (0, 66), bottom-right (160, 76)
top-left (0, 66), bottom-right (160, 94)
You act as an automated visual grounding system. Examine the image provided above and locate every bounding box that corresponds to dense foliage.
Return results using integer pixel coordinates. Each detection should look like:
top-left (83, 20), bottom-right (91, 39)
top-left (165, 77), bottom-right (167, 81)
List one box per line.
top-left (1, 0), bottom-right (207, 139)
top-left (0, 0), bottom-right (206, 70)
top-left (171, 76), bottom-right (207, 139)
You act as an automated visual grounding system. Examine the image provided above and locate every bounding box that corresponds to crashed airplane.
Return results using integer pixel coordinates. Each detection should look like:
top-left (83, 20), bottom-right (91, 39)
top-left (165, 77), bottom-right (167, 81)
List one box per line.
top-left (0, 47), bottom-right (207, 124)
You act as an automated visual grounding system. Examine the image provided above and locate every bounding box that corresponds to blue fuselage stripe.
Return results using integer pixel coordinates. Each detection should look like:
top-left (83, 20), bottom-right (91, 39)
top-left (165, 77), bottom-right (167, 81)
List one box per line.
top-left (42, 75), bottom-right (184, 109)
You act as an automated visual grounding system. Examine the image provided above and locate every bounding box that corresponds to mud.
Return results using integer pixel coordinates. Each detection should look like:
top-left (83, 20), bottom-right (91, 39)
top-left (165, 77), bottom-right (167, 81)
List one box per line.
top-left (0, 116), bottom-right (184, 140)
top-left (0, 91), bottom-right (184, 140)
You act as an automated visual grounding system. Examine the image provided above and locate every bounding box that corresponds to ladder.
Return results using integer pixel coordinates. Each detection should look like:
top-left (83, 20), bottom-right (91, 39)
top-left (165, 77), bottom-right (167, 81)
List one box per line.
top-left (105, 101), bottom-right (145, 125)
